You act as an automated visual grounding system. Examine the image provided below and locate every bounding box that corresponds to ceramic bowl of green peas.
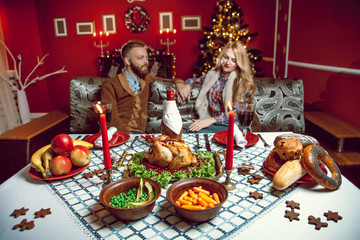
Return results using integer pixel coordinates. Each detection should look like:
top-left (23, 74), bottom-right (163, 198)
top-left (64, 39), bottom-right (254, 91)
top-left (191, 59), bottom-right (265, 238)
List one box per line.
top-left (99, 177), bottom-right (161, 221)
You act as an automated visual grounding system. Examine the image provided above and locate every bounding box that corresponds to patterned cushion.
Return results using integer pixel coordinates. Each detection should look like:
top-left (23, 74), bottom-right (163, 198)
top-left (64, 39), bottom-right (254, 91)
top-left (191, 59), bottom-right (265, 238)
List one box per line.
top-left (69, 77), bottom-right (304, 133)
top-left (253, 78), bottom-right (304, 133)
top-left (69, 76), bottom-right (105, 133)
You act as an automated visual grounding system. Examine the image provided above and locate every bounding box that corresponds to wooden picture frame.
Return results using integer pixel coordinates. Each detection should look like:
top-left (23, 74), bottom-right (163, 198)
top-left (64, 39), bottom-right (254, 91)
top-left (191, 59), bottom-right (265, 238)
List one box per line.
top-left (181, 15), bottom-right (202, 31)
top-left (54, 18), bottom-right (67, 37)
top-left (159, 12), bottom-right (173, 30)
top-left (76, 21), bottom-right (95, 35)
top-left (102, 14), bottom-right (116, 34)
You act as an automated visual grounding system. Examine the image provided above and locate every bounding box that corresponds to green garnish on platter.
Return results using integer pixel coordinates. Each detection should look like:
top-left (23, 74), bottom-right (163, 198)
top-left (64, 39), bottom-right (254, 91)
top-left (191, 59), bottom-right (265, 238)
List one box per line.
top-left (128, 151), bottom-right (216, 188)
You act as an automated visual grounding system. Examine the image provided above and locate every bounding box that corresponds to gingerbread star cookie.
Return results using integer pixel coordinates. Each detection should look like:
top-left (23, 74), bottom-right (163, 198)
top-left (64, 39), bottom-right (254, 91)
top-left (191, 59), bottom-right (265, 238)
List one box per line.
top-left (12, 219), bottom-right (35, 231)
top-left (249, 191), bottom-right (263, 200)
top-left (237, 163), bottom-right (254, 176)
top-left (285, 200), bottom-right (300, 210)
top-left (82, 172), bottom-right (94, 179)
top-left (324, 210), bottom-right (342, 222)
top-left (284, 209), bottom-right (300, 222)
top-left (10, 207), bottom-right (29, 218)
top-left (247, 177), bottom-right (261, 185)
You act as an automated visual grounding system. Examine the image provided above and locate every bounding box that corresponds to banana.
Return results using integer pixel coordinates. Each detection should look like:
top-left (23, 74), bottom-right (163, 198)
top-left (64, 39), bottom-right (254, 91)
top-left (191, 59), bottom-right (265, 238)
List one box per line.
top-left (73, 140), bottom-right (93, 149)
top-left (31, 144), bottom-right (51, 175)
top-left (42, 146), bottom-right (54, 178)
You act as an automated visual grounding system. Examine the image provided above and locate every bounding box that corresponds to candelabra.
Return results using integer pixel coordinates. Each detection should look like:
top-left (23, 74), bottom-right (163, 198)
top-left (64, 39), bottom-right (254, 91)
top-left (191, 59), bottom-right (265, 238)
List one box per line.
top-left (94, 39), bottom-right (109, 57)
top-left (160, 38), bottom-right (176, 55)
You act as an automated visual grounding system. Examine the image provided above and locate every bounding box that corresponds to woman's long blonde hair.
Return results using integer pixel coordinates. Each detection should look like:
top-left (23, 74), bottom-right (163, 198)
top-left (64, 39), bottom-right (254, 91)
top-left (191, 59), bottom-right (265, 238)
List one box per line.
top-left (213, 41), bottom-right (255, 101)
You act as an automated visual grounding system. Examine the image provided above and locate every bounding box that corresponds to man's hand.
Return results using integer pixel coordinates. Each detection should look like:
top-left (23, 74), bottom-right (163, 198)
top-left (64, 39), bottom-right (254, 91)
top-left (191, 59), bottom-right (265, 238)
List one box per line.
top-left (189, 118), bottom-right (216, 132)
top-left (175, 82), bottom-right (191, 104)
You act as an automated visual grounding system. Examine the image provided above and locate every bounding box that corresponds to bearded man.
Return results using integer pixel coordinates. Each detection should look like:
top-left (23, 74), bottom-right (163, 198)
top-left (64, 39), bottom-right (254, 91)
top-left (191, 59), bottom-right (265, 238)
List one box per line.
top-left (101, 40), bottom-right (185, 133)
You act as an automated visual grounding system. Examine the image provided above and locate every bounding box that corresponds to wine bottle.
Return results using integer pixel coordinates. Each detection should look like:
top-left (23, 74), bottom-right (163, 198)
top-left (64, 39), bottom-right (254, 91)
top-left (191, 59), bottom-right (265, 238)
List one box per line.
top-left (161, 89), bottom-right (183, 139)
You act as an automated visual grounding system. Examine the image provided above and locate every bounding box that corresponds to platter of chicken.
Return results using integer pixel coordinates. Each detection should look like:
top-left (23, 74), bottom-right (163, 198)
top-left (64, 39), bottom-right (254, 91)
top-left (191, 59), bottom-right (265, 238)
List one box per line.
top-left (122, 135), bottom-right (224, 187)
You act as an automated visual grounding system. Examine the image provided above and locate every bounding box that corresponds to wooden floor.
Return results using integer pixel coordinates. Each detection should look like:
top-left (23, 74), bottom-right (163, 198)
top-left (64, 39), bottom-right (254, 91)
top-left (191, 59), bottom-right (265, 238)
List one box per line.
top-left (305, 121), bottom-right (360, 189)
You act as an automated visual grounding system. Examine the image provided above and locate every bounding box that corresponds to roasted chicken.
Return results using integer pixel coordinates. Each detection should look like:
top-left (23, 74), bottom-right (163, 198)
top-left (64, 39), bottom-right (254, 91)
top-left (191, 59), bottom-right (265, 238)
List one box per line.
top-left (144, 135), bottom-right (197, 169)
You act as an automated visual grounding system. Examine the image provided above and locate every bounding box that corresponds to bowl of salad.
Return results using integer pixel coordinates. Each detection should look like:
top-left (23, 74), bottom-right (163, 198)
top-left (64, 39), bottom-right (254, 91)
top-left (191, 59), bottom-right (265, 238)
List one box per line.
top-left (99, 177), bottom-right (161, 221)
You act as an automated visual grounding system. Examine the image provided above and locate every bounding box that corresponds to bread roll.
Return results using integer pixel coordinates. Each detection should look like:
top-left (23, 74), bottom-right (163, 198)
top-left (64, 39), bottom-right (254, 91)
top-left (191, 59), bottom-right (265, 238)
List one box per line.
top-left (272, 159), bottom-right (306, 190)
top-left (274, 133), bottom-right (319, 148)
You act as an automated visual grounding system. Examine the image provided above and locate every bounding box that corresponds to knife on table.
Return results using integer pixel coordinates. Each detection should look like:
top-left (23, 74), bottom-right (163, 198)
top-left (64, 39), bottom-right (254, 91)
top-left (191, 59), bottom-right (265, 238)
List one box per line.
top-left (204, 134), bottom-right (211, 152)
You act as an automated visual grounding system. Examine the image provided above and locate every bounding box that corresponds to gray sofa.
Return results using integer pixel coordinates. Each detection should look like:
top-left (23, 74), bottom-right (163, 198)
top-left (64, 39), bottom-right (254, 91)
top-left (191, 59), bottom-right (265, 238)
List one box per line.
top-left (69, 77), bottom-right (305, 134)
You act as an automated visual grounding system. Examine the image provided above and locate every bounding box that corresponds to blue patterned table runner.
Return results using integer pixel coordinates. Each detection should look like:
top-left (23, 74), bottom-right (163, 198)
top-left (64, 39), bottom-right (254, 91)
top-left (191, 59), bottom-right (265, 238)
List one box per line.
top-left (47, 134), bottom-right (296, 240)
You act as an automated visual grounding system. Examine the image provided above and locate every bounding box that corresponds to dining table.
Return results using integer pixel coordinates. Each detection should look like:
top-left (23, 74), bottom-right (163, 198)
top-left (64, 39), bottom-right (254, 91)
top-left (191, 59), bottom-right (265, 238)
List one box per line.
top-left (0, 131), bottom-right (358, 240)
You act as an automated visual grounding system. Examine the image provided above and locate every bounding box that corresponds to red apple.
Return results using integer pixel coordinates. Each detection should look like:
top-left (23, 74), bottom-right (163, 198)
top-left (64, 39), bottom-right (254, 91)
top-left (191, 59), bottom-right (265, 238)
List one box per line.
top-left (51, 134), bottom-right (74, 155)
top-left (70, 145), bottom-right (91, 166)
top-left (49, 155), bottom-right (72, 176)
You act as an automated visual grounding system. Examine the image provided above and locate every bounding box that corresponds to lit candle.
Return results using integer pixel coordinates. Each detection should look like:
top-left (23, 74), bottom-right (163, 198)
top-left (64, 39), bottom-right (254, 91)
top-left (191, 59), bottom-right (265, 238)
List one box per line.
top-left (93, 32), bottom-right (97, 45)
top-left (99, 31), bottom-right (103, 42)
top-left (225, 102), bottom-right (234, 170)
top-left (96, 104), bottom-right (112, 170)
top-left (166, 28), bottom-right (169, 40)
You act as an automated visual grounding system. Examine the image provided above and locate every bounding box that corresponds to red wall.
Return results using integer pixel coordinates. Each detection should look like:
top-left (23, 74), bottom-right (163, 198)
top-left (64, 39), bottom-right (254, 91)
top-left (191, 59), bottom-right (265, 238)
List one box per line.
top-left (1, 0), bottom-right (359, 128)
top-left (288, 0), bottom-right (360, 128)
top-left (1, 0), bottom-right (274, 113)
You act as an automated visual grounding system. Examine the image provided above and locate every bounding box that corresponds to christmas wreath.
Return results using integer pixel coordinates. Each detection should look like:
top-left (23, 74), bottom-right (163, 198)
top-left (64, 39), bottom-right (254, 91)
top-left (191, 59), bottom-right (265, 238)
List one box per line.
top-left (124, 6), bottom-right (150, 33)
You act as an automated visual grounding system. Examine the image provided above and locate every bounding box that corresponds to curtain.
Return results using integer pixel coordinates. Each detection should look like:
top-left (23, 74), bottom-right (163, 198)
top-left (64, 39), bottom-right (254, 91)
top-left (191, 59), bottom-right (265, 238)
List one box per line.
top-left (0, 20), bottom-right (21, 134)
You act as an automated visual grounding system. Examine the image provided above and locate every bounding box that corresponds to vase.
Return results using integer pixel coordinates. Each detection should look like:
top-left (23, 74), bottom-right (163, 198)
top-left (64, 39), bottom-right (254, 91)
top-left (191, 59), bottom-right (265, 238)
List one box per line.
top-left (17, 89), bottom-right (31, 124)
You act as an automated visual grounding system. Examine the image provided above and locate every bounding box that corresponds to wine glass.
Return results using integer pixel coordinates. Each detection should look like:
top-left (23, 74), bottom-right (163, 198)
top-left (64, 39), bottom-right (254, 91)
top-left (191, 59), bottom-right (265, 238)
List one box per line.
top-left (235, 99), bottom-right (256, 159)
top-left (92, 101), bottom-right (113, 127)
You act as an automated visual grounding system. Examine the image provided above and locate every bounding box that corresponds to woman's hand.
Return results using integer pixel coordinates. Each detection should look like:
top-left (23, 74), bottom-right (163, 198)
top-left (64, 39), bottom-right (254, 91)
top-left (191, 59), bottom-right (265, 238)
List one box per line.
top-left (175, 82), bottom-right (191, 103)
top-left (189, 118), bottom-right (216, 132)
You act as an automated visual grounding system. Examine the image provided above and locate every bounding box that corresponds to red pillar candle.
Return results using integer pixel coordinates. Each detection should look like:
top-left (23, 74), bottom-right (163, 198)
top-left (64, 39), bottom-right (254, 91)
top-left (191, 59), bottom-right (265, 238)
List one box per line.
top-left (99, 113), bottom-right (112, 170)
top-left (225, 105), bottom-right (234, 170)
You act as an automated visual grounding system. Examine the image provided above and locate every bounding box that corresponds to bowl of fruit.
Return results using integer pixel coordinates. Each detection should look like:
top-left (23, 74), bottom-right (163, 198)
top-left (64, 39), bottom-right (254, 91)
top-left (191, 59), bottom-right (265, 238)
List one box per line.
top-left (99, 177), bottom-right (161, 221)
top-left (166, 178), bottom-right (228, 222)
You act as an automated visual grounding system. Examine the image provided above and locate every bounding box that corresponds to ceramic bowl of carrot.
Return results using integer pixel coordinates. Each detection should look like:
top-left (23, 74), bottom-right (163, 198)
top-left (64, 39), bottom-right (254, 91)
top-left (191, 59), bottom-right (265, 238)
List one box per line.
top-left (166, 178), bottom-right (228, 222)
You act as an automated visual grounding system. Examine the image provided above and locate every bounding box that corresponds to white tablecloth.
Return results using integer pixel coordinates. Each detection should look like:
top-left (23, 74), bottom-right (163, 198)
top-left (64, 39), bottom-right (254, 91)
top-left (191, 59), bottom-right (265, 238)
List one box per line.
top-left (0, 132), bottom-right (359, 240)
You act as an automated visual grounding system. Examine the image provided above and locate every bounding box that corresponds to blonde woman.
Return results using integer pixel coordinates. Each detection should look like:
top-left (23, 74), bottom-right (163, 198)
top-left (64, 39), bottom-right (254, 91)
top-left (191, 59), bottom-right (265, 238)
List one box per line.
top-left (176, 41), bottom-right (260, 133)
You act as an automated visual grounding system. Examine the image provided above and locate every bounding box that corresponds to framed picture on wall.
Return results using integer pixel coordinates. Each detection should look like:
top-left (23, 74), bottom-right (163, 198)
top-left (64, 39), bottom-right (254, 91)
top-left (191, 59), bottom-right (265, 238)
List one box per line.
top-left (159, 12), bottom-right (173, 30)
top-left (102, 14), bottom-right (116, 34)
top-left (181, 16), bottom-right (202, 31)
top-left (54, 18), bottom-right (67, 37)
top-left (76, 21), bottom-right (95, 35)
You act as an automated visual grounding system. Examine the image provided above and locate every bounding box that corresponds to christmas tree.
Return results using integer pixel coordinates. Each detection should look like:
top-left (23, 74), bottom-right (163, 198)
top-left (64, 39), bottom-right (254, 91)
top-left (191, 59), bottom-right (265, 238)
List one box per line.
top-left (192, 0), bottom-right (263, 77)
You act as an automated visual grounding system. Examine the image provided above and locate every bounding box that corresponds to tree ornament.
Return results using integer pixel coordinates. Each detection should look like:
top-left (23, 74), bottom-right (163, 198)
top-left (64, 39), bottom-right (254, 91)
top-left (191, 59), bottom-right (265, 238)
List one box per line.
top-left (124, 5), bottom-right (150, 33)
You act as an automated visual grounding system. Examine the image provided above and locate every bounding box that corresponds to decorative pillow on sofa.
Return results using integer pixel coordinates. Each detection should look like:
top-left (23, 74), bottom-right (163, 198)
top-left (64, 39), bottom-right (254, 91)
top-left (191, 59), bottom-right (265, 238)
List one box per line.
top-left (253, 78), bottom-right (305, 133)
top-left (69, 76), bottom-right (105, 133)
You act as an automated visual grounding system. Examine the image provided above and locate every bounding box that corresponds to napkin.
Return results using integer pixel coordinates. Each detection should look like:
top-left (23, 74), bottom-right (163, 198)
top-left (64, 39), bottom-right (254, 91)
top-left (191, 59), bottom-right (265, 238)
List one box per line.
top-left (234, 124), bottom-right (247, 146)
top-left (162, 100), bottom-right (182, 135)
top-left (94, 127), bottom-right (117, 147)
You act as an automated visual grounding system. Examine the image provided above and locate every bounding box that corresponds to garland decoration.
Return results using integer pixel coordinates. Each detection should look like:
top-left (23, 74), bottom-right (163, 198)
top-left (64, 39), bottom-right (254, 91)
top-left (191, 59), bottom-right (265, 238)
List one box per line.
top-left (124, 6), bottom-right (150, 33)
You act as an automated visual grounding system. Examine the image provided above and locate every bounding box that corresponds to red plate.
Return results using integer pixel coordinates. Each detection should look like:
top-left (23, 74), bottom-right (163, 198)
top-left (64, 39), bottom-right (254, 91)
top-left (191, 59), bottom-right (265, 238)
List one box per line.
top-left (262, 161), bottom-right (327, 183)
top-left (29, 162), bottom-right (90, 181)
top-left (84, 131), bottom-right (130, 149)
top-left (213, 130), bottom-right (259, 147)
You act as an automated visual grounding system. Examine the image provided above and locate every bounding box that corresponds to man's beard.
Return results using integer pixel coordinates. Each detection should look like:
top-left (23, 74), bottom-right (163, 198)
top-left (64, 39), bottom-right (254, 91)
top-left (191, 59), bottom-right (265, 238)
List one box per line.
top-left (130, 62), bottom-right (149, 78)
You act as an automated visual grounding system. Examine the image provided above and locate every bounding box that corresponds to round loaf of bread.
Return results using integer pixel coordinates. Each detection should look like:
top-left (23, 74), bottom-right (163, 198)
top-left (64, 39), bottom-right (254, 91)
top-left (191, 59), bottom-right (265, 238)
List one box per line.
top-left (264, 148), bottom-right (286, 172)
top-left (274, 133), bottom-right (319, 148)
top-left (275, 138), bottom-right (303, 161)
